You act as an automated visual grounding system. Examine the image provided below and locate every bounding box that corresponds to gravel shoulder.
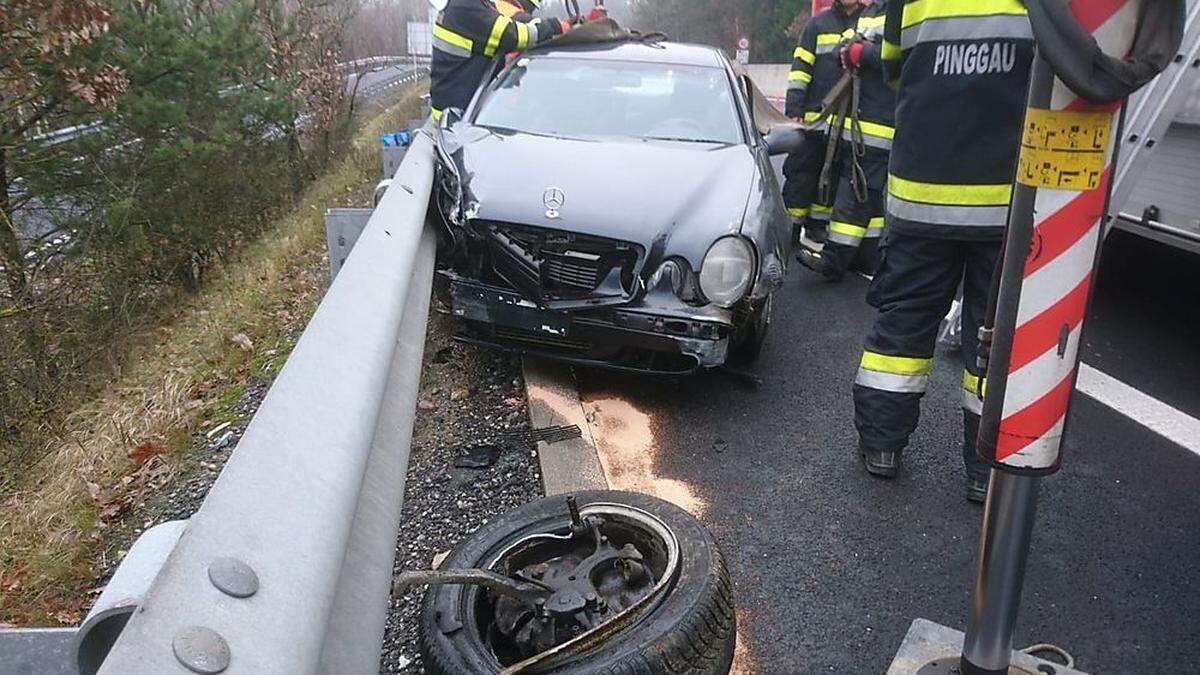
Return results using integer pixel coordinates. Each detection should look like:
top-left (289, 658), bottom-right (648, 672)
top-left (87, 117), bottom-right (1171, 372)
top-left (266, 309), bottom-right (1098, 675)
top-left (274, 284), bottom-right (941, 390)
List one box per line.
top-left (380, 311), bottom-right (544, 673)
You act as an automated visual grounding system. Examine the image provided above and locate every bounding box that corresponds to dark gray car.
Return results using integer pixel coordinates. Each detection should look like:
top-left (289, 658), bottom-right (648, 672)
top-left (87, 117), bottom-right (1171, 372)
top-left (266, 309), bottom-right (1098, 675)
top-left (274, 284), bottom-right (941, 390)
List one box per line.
top-left (434, 40), bottom-right (793, 374)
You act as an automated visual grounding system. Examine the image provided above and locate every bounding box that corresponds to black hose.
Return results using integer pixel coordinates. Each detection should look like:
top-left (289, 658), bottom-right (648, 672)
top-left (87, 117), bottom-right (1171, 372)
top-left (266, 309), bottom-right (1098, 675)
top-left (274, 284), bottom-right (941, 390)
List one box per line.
top-left (1026, 0), bottom-right (1186, 104)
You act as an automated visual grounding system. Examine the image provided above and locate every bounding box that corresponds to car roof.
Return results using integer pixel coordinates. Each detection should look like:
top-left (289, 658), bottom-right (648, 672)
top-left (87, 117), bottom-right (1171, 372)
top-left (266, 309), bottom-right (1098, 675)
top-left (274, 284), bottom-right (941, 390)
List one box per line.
top-left (527, 40), bottom-right (728, 69)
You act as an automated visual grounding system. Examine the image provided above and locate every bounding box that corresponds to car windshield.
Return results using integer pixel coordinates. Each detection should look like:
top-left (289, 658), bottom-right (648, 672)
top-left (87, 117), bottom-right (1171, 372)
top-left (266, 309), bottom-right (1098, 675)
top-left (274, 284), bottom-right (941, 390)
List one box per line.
top-left (473, 56), bottom-right (744, 144)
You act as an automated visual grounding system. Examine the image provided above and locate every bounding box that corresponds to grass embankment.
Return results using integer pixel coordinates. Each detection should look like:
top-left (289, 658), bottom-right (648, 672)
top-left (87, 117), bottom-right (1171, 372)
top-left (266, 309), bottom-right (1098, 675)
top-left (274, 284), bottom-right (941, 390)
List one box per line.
top-left (0, 89), bottom-right (426, 625)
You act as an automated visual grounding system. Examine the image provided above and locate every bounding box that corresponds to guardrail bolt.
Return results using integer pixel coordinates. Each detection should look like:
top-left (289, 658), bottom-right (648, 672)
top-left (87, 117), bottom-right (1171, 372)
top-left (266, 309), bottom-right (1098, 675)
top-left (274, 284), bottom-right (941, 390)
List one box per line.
top-left (172, 626), bottom-right (230, 674)
top-left (208, 557), bottom-right (259, 598)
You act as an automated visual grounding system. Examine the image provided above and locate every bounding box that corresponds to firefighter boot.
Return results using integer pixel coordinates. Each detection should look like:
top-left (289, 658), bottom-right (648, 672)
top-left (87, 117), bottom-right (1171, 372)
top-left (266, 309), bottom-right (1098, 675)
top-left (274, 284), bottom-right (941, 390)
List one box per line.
top-left (859, 445), bottom-right (899, 478)
top-left (796, 248), bottom-right (842, 282)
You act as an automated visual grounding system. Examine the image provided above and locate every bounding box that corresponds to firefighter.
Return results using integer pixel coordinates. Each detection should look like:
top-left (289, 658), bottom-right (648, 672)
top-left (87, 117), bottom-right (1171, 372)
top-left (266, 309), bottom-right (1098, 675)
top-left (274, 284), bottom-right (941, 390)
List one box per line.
top-left (852, 0), bottom-right (1034, 502)
top-left (796, 0), bottom-right (894, 281)
top-left (429, 0), bottom-right (568, 122)
top-left (783, 0), bottom-right (868, 245)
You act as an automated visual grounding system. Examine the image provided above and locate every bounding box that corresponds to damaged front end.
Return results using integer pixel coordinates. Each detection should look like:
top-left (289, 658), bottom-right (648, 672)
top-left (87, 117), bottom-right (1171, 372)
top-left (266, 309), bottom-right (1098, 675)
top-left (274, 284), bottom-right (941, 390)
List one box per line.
top-left (432, 126), bottom-right (753, 374)
top-left (441, 228), bottom-right (734, 374)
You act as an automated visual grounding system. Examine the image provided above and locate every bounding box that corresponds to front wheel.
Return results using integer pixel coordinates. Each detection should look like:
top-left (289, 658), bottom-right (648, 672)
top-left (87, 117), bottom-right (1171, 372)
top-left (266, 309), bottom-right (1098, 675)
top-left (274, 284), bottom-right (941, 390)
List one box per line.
top-left (729, 294), bottom-right (772, 365)
top-left (419, 490), bottom-right (736, 674)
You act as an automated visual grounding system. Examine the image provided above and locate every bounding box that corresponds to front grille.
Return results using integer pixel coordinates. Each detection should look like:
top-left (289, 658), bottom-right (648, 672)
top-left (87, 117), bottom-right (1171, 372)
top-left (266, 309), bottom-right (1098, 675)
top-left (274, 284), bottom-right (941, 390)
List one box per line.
top-left (494, 326), bottom-right (593, 351)
top-left (483, 223), bottom-right (640, 302)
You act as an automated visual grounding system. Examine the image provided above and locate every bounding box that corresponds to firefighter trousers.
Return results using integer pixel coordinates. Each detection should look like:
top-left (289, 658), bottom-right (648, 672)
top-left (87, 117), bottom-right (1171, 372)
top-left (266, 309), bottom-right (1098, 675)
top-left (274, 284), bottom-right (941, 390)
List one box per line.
top-left (819, 145), bottom-right (888, 279)
top-left (852, 232), bottom-right (1000, 479)
top-left (782, 129), bottom-right (834, 240)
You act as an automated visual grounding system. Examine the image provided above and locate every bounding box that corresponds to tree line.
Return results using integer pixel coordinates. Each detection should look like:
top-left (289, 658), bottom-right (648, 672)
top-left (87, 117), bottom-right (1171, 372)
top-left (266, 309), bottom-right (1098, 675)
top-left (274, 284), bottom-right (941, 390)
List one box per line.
top-left (0, 0), bottom-right (402, 469)
top-left (626, 0), bottom-right (811, 63)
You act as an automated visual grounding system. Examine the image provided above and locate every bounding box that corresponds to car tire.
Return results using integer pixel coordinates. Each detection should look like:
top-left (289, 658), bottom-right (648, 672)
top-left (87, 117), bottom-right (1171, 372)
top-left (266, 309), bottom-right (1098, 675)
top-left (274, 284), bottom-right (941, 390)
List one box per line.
top-left (729, 294), bottom-right (772, 364)
top-left (419, 490), bottom-right (737, 675)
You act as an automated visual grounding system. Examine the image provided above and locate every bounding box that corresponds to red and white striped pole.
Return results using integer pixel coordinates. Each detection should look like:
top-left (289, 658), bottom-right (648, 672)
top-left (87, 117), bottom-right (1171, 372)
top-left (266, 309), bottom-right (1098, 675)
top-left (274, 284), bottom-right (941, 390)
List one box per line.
top-left (964, 2), bottom-right (1142, 673)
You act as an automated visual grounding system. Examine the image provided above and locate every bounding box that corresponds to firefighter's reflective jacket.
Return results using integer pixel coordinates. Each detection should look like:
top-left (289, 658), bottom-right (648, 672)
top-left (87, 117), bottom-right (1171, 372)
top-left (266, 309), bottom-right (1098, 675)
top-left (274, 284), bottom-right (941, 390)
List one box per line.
top-left (785, 2), bottom-right (866, 127)
top-left (846, 2), bottom-right (896, 154)
top-left (431, 0), bottom-right (563, 119)
top-left (882, 0), bottom-right (1034, 239)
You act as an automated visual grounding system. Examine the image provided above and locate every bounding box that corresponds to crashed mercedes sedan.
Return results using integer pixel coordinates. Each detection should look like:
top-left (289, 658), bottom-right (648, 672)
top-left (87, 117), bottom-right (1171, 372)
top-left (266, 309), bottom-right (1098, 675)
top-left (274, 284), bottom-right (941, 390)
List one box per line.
top-left (433, 39), bottom-right (793, 374)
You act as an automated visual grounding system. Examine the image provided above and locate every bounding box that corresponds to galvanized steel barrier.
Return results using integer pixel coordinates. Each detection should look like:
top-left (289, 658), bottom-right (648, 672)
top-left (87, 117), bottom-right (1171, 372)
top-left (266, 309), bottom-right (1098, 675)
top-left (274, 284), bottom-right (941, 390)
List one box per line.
top-left (58, 131), bottom-right (439, 674)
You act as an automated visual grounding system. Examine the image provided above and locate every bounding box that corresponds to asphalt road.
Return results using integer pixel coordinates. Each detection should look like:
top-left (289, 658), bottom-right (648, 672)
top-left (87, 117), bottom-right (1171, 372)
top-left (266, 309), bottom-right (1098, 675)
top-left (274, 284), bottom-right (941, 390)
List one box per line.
top-left (573, 231), bottom-right (1200, 673)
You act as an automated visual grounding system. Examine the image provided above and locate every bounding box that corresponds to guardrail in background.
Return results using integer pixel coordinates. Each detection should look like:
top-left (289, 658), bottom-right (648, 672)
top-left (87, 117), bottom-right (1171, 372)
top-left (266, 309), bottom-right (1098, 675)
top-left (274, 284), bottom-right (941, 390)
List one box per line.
top-left (358, 67), bottom-right (431, 100)
top-left (0, 126), bottom-right (440, 674)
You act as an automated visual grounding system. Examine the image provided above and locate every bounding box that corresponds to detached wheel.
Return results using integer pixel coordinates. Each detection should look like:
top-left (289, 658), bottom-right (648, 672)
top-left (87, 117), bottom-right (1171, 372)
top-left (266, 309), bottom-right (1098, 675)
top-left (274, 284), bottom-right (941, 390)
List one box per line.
top-left (729, 294), bottom-right (772, 365)
top-left (419, 490), bottom-right (736, 674)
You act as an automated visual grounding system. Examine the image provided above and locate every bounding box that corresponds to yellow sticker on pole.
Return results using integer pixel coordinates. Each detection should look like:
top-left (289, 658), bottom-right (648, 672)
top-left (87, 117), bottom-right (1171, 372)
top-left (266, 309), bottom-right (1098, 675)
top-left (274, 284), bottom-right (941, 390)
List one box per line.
top-left (1016, 108), bottom-right (1112, 191)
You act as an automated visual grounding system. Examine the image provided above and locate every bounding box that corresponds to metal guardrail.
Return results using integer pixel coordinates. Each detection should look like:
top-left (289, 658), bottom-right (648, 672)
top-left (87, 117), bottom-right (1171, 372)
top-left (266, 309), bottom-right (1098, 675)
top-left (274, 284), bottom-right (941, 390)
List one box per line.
top-left (39, 131), bottom-right (438, 674)
top-left (358, 67), bottom-right (430, 100)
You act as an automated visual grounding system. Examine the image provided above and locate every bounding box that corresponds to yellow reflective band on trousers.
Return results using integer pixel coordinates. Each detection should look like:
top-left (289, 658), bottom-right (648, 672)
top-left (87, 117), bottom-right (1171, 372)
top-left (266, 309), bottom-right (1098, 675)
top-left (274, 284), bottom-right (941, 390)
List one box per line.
top-left (855, 351), bottom-right (934, 394)
top-left (810, 202), bottom-right (833, 221)
top-left (789, 70), bottom-right (813, 84)
top-left (831, 221), bottom-right (867, 237)
top-left (865, 217), bottom-right (885, 239)
top-left (828, 221), bottom-right (866, 247)
top-left (485, 15), bottom-right (512, 57)
top-left (794, 46), bottom-right (816, 65)
top-left (901, 0), bottom-right (1027, 30)
top-left (788, 206), bottom-right (810, 219)
top-left (888, 174), bottom-right (1013, 207)
top-left (962, 371), bottom-right (987, 415)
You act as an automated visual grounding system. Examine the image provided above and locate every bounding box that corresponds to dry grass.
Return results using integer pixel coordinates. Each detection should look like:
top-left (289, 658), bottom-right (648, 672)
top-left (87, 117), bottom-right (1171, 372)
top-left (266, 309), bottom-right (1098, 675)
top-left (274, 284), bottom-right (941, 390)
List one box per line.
top-left (0, 88), bottom-right (426, 625)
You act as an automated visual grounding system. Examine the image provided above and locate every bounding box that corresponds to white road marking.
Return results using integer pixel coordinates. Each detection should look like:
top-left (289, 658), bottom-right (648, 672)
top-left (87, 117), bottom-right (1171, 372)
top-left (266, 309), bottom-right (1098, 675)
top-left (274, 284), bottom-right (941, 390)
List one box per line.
top-left (1077, 363), bottom-right (1200, 456)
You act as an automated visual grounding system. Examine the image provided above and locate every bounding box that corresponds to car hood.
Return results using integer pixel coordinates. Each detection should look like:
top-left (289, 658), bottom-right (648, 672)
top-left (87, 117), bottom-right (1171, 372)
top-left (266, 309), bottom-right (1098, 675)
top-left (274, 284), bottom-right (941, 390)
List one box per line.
top-left (452, 127), bottom-right (757, 268)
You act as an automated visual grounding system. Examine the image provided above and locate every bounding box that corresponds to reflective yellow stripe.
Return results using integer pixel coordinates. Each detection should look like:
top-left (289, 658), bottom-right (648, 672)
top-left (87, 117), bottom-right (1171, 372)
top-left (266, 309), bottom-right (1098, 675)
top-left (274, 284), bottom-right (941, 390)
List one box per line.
top-left (432, 107), bottom-right (443, 121)
top-left (803, 111), bottom-right (826, 123)
top-left (485, 15), bottom-right (512, 57)
top-left (963, 371), bottom-right (988, 395)
top-left (861, 351), bottom-right (934, 376)
top-left (433, 24), bottom-right (473, 52)
top-left (888, 174), bottom-right (1013, 207)
top-left (789, 70), bottom-right (813, 84)
top-left (794, 46), bottom-right (816, 65)
top-left (816, 32), bottom-right (850, 46)
top-left (867, 217), bottom-right (885, 231)
top-left (858, 15), bottom-right (886, 30)
top-left (843, 117), bottom-right (895, 140)
top-left (788, 206), bottom-right (810, 218)
top-left (902, 0), bottom-right (1027, 30)
top-left (515, 21), bottom-right (530, 49)
top-left (882, 39), bottom-right (902, 60)
top-left (830, 221), bottom-right (868, 238)
top-left (811, 202), bottom-right (832, 214)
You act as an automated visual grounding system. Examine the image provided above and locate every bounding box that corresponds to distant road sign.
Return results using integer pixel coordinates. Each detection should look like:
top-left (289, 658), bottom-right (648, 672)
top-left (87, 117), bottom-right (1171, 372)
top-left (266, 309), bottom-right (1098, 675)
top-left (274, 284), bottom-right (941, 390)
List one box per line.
top-left (737, 37), bottom-right (750, 50)
top-left (736, 49), bottom-right (750, 65)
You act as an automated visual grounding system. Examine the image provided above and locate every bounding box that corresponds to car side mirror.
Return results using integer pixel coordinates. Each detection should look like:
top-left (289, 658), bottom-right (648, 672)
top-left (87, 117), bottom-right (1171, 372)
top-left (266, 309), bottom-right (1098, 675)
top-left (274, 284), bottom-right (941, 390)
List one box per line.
top-left (763, 124), bottom-right (803, 156)
top-left (440, 107), bottom-right (464, 128)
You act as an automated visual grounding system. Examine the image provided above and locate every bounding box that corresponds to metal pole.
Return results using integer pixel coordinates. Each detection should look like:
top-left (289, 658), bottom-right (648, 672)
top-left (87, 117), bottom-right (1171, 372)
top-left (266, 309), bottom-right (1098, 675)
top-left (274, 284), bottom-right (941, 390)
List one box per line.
top-left (960, 53), bottom-right (1057, 675)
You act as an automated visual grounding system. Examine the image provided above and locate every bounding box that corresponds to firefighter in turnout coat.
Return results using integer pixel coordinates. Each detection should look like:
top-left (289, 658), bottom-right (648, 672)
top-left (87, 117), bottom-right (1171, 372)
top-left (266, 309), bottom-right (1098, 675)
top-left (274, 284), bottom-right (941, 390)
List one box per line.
top-left (783, 0), bottom-right (869, 244)
top-left (429, 0), bottom-right (567, 121)
top-left (853, 0), bottom-right (1034, 502)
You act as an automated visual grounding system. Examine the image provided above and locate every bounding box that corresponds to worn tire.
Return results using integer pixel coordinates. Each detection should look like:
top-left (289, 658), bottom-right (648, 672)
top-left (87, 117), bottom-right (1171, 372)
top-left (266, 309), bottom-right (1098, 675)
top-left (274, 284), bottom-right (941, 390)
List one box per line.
top-left (419, 490), bottom-right (736, 675)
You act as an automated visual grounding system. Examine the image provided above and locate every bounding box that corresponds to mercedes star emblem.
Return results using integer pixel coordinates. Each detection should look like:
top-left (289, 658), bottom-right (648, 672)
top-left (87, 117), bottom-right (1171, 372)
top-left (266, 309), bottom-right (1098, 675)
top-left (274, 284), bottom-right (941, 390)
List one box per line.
top-left (543, 187), bottom-right (566, 219)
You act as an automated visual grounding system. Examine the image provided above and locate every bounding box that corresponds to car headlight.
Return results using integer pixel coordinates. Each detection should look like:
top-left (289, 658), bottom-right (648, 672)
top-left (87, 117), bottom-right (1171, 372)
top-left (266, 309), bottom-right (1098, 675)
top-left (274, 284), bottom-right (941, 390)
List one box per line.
top-left (699, 237), bottom-right (755, 308)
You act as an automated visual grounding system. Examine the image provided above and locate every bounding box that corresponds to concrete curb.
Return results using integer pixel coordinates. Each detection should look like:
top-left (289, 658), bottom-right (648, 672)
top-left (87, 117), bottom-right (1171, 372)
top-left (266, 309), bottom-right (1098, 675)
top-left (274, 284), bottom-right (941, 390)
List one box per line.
top-left (521, 358), bottom-right (609, 495)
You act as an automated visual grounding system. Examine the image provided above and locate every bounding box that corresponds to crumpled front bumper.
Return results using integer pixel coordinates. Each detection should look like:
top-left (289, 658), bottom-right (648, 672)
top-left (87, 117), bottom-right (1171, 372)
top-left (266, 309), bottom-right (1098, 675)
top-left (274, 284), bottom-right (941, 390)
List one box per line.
top-left (443, 273), bottom-right (734, 374)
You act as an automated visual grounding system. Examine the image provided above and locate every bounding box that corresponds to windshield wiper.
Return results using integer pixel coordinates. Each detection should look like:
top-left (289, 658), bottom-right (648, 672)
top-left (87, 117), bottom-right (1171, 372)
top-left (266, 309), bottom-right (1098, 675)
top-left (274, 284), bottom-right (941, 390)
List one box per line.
top-left (643, 136), bottom-right (730, 144)
top-left (477, 124), bottom-right (560, 139)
